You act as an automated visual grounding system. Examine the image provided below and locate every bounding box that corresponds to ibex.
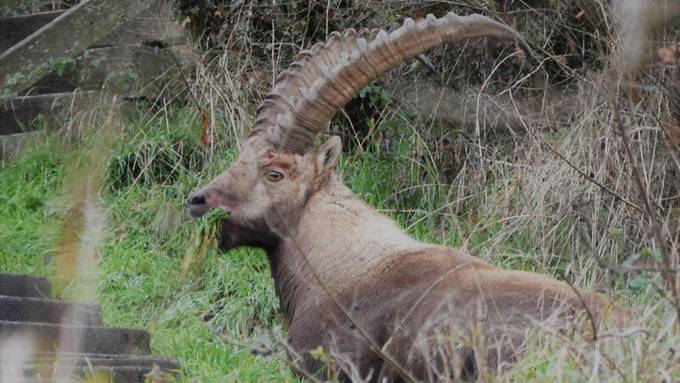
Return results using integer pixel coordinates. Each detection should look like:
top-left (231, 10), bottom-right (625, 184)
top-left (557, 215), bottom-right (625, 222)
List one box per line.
top-left (187, 13), bottom-right (627, 382)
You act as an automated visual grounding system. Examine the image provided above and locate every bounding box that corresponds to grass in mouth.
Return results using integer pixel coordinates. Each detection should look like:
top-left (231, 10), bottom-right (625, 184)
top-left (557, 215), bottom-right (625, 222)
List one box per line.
top-left (182, 209), bottom-right (231, 278)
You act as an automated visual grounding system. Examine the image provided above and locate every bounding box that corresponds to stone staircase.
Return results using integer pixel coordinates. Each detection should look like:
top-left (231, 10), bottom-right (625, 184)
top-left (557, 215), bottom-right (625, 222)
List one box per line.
top-left (0, 272), bottom-right (180, 382)
top-left (0, 0), bottom-right (194, 161)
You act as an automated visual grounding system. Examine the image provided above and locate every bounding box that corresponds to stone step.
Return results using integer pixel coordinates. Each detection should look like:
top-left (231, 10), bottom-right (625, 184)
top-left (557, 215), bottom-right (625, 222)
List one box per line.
top-left (24, 45), bottom-right (154, 96)
top-left (0, 1), bottom-right (75, 18)
top-left (22, 43), bottom-right (194, 97)
top-left (0, 0), bottom-right (156, 96)
top-left (0, 273), bottom-right (52, 299)
top-left (0, 295), bottom-right (102, 325)
top-left (29, 352), bottom-right (180, 369)
top-left (0, 1), bottom-right (182, 53)
top-left (0, 321), bottom-right (150, 355)
top-left (0, 131), bottom-right (40, 162)
top-left (95, 0), bottom-right (187, 48)
top-left (2, 352), bottom-right (181, 382)
top-left (9, 365), bottom-right (176, 383)
top-left (0, 91), bottom-right (97, 135)
top-left (0, 10), bottom-right (64, 52)
top-left (3, 43), bottom-right (192, 102)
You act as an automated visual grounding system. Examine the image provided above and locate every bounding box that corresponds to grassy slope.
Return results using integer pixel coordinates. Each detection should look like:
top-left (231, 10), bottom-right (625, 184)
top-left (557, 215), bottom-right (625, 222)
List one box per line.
top-left (0, 108), bottom-right (515, 382)
top-left (0, 112), bottom-right (291, 382)
top-left (1, 106), bottom-right (674, 382)
top-left (0, 108), bottom-right (468, 382)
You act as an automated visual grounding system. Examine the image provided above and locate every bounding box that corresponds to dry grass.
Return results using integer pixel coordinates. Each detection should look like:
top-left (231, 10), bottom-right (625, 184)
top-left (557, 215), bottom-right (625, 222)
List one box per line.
top-left (168, 0), bottom-right (680, 380)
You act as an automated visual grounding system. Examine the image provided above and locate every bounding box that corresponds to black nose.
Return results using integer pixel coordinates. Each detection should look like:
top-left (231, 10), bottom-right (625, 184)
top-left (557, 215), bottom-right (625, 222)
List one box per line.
top-left (187, 191), bottom-right (206, 205)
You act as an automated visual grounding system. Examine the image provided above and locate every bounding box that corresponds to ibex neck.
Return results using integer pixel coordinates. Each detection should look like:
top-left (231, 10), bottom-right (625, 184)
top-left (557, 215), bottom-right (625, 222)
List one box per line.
top-left (269, 176), bottom-right (430, 321)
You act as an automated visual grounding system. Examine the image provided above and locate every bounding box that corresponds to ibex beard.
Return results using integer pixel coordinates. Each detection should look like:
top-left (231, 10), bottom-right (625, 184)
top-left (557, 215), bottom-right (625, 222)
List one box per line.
top-left (187, 12), bottom-right (629, 382)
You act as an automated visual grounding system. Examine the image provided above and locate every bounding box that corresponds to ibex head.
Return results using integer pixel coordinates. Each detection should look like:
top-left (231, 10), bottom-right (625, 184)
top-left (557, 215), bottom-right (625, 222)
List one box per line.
top-left (187, 133), bottom-right (342, 250)
top-left (187, 13), bottom-right (529, 251)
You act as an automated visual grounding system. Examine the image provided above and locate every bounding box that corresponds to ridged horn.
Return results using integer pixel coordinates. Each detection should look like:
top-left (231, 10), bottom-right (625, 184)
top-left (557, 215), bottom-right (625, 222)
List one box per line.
top-left (254, 12), bottom-right (530, 153)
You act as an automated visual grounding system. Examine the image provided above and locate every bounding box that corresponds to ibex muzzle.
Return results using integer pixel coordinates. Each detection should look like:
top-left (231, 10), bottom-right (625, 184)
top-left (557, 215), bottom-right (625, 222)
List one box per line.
top-left (187, 13), bottom-right (626, 382)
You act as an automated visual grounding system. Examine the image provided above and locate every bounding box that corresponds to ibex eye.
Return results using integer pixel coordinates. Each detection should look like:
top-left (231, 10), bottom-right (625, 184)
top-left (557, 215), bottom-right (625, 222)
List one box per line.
top-left (267, 171), bottom-right (284, 182)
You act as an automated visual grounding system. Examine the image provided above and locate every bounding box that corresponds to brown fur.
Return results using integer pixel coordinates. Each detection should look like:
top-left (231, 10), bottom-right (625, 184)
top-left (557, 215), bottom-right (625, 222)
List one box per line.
top-left (188, 136), bottom-right (628, 382)
top-left (186, 14), bottom-right (628, 380)
top-left (261, 150), bottom-right (298, 170)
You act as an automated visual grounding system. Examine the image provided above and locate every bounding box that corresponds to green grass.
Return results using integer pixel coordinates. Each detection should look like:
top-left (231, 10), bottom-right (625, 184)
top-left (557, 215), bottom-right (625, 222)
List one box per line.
top-left (0, 110), bottom-right (294, 382)
top-left (0, 105), bottom-right (670, 382)
top-left (0, 142), bottom-right (63, 275)
top-left (0, 107), bottom-right (481, 381)
top-left (0, 108), bottom-right (461, 382)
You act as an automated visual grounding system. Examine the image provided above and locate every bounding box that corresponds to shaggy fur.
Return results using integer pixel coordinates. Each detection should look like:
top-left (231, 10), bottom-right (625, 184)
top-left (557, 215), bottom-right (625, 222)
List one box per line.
top-left (188, 134), bottom-right (627, 382)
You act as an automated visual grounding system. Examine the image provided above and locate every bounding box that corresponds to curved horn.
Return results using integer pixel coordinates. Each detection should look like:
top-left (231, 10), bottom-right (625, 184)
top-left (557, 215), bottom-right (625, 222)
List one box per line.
top-left (255, 12), bottom-right (530, 153)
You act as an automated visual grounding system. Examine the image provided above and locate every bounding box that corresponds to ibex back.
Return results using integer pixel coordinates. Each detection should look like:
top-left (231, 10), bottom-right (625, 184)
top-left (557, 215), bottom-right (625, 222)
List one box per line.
top-left (187, 13), bottom-right (627, 382)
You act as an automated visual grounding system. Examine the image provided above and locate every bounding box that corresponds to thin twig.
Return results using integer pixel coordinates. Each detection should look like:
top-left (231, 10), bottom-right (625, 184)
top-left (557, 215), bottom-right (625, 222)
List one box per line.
top-left (417, 54), bottom-right (438, 75)
top-left (528, 127), bottom-right (643, 213)
top-left (609, 86), bottom-right (680, 326)
top-left (220, 336), bottom-right (324, 383)
top-left (564, 279), bottom-right (599, 341)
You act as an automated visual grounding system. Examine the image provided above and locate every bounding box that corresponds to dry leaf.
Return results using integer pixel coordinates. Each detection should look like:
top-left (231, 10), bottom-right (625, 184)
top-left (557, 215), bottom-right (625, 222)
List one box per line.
top-left (214, 7), bottom-right (225, 17)
top-left (628, 85), bottom-right (642, 104)
top-left (662, 120), bottom-right (680, 146)
top-left (657, 47), bottom-right (677, 64)
top-left (291, 20), bottom-right (306, 33)
top-left (200, 109), bottom-right (213, 147)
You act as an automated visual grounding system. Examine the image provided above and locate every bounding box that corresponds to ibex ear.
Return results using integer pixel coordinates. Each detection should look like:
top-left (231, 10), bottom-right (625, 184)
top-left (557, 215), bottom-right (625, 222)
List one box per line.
top-left (316, 136), bottom-right (342, 174)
